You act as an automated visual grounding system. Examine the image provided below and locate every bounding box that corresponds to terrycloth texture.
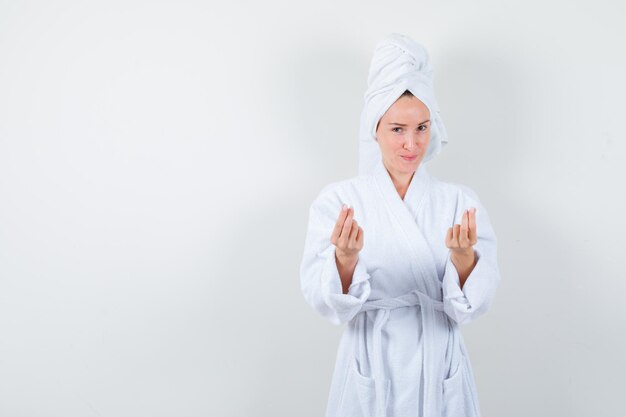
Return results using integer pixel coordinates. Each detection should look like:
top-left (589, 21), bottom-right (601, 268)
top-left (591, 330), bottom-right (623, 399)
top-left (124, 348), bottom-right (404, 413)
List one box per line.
top-left (300, 159), bottom-right (501, 417)
top-left (359, 33), bottom-right (449, 175)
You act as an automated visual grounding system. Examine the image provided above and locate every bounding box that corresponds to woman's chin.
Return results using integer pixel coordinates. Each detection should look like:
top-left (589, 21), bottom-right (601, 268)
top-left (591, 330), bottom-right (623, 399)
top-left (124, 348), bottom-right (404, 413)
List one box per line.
top-left (396, 159), bottom-right (419, 172)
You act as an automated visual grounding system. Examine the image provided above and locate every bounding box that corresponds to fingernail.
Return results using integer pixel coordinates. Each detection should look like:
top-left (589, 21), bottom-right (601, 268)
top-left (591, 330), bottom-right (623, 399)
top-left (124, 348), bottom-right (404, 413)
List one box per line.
top-left (341, 204), bottom-right (347, 211)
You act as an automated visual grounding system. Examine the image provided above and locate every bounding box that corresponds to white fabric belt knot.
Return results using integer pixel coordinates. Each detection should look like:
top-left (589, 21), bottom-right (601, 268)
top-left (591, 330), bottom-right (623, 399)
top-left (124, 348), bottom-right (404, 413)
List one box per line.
top-left (356, 289), bottom-right (445, 417)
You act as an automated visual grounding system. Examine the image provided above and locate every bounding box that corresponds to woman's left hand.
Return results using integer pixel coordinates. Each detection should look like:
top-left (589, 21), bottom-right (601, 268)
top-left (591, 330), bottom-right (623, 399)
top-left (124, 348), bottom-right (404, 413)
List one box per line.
top-left (445, 207), bottom-right (478, 286)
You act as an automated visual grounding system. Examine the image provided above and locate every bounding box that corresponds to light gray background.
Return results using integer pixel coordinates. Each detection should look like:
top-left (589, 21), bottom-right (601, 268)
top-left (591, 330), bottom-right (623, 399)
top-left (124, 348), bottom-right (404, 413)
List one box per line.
top-left (1, 1), bottom-right (624, 416)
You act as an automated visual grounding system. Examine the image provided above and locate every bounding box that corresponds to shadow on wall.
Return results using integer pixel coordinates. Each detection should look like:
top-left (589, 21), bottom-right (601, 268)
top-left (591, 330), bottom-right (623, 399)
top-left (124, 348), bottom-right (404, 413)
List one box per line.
top-left (207, 39), bottom-right (373, 416)
top-left (433, 39), bottom-right (526, 187)
top-left (434, 39), bottom-right (623, 416)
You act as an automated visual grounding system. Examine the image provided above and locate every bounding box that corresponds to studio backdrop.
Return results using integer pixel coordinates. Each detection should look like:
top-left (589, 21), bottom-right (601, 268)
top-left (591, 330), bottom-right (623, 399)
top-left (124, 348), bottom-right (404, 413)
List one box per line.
top-left (0, 1), bottom-right (624, 416)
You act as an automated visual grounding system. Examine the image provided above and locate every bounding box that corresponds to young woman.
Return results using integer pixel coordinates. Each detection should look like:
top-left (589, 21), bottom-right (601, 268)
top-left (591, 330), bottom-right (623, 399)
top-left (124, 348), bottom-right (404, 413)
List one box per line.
top-left (300, 33), bottom-right (501, 417)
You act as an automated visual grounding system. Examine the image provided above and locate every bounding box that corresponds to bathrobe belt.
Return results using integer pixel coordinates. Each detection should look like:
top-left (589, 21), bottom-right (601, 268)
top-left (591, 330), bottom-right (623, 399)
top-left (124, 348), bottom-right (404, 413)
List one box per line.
top-left (357, 289), bottom-right (445, 417)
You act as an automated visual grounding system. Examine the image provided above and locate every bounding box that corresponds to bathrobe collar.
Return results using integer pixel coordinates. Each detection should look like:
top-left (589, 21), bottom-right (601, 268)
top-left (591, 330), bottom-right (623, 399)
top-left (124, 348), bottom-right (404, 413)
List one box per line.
top-left (372, 158), bottom-right (431, 220)
top-left (364, 159), bottom-right (444, 417)
top-left (372, 157), bottom-right (441, 298)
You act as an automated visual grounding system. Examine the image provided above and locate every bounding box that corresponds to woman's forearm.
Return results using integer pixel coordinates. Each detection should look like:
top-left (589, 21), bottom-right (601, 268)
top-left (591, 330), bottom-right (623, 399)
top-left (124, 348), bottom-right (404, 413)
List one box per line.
top-left (335, 253), bottom-right (358, 294)
top-left (451, 250), bottom-right (477, 289)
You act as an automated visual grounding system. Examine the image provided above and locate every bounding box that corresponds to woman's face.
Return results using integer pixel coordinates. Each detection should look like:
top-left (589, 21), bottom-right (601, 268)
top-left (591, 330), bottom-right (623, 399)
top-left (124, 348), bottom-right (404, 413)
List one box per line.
top-left (375, 95), bottom-right (431, 178)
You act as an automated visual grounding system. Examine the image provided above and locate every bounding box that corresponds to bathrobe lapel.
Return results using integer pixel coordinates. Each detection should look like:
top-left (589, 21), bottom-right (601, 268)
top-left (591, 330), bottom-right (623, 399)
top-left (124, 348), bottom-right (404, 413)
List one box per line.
top-left (372, 159), bottom-right (442, 300)
top-left (371, 159), bottom-right (445, 416)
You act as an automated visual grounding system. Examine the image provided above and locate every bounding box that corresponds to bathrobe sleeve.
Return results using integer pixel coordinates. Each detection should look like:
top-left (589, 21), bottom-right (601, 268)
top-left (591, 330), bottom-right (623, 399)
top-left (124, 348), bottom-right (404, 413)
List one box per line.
top-left (299, 186), bottom-right (372, 326)
top-left (442, 185), bottom-right (501, 326)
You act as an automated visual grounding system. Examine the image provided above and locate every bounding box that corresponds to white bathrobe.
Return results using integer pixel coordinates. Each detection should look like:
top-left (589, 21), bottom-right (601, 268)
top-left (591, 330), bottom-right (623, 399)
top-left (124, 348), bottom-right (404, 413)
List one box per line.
top-left (299, 158), bottom-right (501, 417)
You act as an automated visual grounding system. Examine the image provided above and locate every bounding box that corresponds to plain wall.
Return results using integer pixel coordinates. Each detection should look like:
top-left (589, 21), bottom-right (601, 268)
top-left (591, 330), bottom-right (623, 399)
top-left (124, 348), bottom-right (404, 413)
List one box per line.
top-left (1, 1), bottom-right (624, 416)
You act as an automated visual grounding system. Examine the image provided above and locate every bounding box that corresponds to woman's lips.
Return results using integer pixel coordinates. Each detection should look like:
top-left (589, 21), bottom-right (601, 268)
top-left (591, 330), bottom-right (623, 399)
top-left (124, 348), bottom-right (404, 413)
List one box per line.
top-left (401, 155), bottom-right (417, 162)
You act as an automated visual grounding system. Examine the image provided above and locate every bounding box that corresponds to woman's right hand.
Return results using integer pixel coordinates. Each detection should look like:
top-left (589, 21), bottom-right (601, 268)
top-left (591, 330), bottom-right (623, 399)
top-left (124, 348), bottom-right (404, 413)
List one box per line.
top-left (330, 204), bottom-right (363, 294)
top-left (330, 204), bottom-right (364, 264)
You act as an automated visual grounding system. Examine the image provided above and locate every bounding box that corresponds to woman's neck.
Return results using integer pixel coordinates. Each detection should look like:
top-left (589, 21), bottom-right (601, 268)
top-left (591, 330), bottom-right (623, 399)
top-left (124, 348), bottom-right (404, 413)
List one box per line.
top-left (383, 162), bottom-right (415, 200)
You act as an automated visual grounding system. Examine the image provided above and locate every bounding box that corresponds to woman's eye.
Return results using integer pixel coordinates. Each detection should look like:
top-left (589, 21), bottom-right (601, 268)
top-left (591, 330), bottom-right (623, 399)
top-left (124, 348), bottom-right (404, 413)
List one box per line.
top-left (392, 127), bottom-right (402, 133)
top-left (418, 125), bottom-right (428, 132)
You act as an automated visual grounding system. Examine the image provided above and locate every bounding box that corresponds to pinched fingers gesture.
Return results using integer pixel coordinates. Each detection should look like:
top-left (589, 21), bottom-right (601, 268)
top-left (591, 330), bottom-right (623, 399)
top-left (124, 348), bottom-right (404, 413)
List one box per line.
top-left (330, 204), bottom-right (363, 260)
top-left (445, 207), bottom-right (477, 255)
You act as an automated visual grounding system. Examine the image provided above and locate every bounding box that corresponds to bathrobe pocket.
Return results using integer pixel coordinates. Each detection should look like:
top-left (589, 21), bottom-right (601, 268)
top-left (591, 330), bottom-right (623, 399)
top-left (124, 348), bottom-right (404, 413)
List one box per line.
top-left (442, 358), bottom-right (477, 417)
top-left (352, 357), bottom-right (391, 417)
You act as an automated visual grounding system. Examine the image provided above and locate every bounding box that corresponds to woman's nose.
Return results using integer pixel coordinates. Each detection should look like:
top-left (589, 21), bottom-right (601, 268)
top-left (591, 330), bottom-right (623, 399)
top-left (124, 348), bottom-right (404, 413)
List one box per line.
top-left (404, 134), bottom-right (417, 149)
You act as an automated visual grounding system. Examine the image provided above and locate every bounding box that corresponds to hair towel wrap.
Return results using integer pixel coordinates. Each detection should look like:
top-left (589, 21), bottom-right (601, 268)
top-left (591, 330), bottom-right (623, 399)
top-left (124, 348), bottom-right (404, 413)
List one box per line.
top-left (358, 33), bottom-right (449, 175)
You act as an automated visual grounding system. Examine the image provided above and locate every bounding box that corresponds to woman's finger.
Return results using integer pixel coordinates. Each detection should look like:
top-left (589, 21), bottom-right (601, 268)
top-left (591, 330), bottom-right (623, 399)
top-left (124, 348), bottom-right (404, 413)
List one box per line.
top-left (331, 205), bottom-right (349, 242)
top-left (445, 227), bottom-right (453, 247)
top-left (459, 210), bottom-right (470, 247)
top-left (348, 219), bottom-right (359, 245)
top-left (452, 224), bottom-right (461, 246)
top-left (339, 208), bottom-right (354, 244)
top-left (355, 226), bottom-right (364, 248)
top-left (468, 207), bottom-right (477, 244)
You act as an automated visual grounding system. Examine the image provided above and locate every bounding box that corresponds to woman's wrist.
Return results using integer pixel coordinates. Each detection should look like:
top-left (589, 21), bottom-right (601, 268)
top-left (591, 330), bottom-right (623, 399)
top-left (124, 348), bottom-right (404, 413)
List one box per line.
top-left (336, 251), bottom-right (358, 268)
top-left (335, 252), bottom-right (358, 294)
top-left (451, 248), bottom-right (475, 264)
top-left (451, 249), bottom-right (477, 288)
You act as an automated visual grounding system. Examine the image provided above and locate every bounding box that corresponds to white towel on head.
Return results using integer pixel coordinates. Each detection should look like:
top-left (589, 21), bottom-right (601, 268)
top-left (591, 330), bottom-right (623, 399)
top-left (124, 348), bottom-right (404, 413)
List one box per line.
top-left (358, 33), bottom-right (449, 175)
